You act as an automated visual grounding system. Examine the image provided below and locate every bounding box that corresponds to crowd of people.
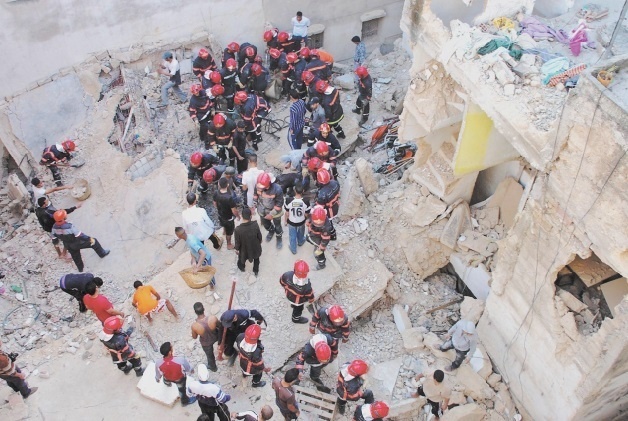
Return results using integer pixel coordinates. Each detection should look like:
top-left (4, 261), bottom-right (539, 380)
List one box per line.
top-left (2, 9), bottom-right (480, 421)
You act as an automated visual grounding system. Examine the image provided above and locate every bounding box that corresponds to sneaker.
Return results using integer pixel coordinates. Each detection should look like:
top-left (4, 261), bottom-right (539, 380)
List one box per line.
top-left (276, 237), bottom-right (283, 249)
top-left (135, 367), bottom-right (145, 377)
top-left (100, 250), bottom-right (111, 258)
top-left (313, 263), bottom-right (326, 271)
top-left (252, 381), bottom-right (266, 388)
top-left (265, 231), bottom-right (274, 242)
top-left (208, 363), bottom-right (218, 372)
top-left (252, 143), bottom-right (259, 151)
top-left (24, 387), bottom-right (38, 399)
top-left (290, 249), bottom-right (297, 255)
top-left (253, 271), bottom-right (259, 277)
top-left (292, 317), bottom-right (309, 324)
top-left (182, 396), bottom-right (197, 406)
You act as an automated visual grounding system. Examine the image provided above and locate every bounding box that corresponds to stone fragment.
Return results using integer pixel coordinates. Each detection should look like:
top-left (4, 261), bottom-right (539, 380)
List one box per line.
top-left (503, 84), bottom-right (515, 96)
top-left (335, 73), bottom-right (355, 90)
top-left (409, 196), bottom-right (447, 227)
top-left (460, 297), bottom-right (485, 324)
top-left (388, 397), bottom-right (427, 418)
top-left (487, 373), bottom-right (501, 388)
top-left (453, 365), bottom-right (494, 401)
top-left (441, 403), bottom-right (485, 421)
top-left (338, 167), bottom-right (365, 219)
top-left (441, 202), bottom-right (472, 249)
top-left (355, 158), bottom-right (378, 195)
top-left (392, 304), bottom-right (412, 333)
top-left (492, 61), bottom-right (515, 85)
top-left (557, 289), bottom-right (587, 313)
top-left (458, 230), bottom-right (497, 257)
top-left (560, 313), bottom-right (579, 340)
top-left (401, 327), bottom-right (424, 350)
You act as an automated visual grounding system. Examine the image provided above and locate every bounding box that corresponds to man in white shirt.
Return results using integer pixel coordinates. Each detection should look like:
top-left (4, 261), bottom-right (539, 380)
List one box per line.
top-left (436, 319), bottom-right (478, 372)
top-left (182, 192), bottom-right (223, 250)
top-left (240, 154), bottom-right (264, 210)
top-left (158, 51), bottom-right (187, 106)
top-left (291, 11), bottom-right (310, 46)
top-left (30, 177), bottom-right (71, 205)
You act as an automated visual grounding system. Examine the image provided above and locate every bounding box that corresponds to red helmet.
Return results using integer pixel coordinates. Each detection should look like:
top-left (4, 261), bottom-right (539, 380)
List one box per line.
top-left (307, 157), bottom-right (323, 172)
top-left (62, 140), bottom-right (76, 152)
top-left (203, 168), bottom-right (217, 183)
top-left (311, 206), bottom-right (327, 224)
top-left (315, 80), bottom-right (328, 94)
top-left (198, 48), bottom-right (209, 58)
top-left (269, 48), bottom-right (281, 59)
top-left (263, 30), bottom-right (274, 42)
top-left (53, 209), bottom-right (67, 222)
top-left (244, 324), bottom-right (261, 344)
top-left (370, 402), bottom-right (389, 418)
top-left (319, 123), bottom-right (331, 135)
top-left (328, 305), bottom-right (345, 324)
top-left (316, 169), bottom-right (330, 185)
top-left (286, 52), bottom-right (298, 63)
top-left (245, 46), bottom-right (256, 57)
top-left (103, 316), bottom-right (123, 334)
top-left (190, 152), bottom-right (203, 167)
top-left (190, 84), bottom-right (202, 95)
top-left (355, 66), bottom-right (369, 78)
top-left (294, 260), bottom-right (309, 278)
top-left (278, 31), bottom-right (289, 43)
top-left (301, 70), bottom-right (315, 84)
top-left (310, 49), bottom-right (320, 58)
top-left (211, 84), bottom-right (225, 97)
top-left (314, 342), bottom-right (331, 363)
top-left (226, 58), bottom-right (237, 70)
top-left (256, 172), bottom-right (271, 190)
top-left (234, 91), bottom-right (248, 105)
top-left (348, 359), bottom-right (369, 377)
top-left (251, 64), bottom-right (263, 76)
top-left (209, 71), bottom-right (222, 84)
top-left (227, 42), bottom-right (240, 52)
top-left (213, 114), bottom-right (226, 128)
top-left (314, 141), bottom-right (329, 156)
top-left (300, 47), bottom-right (311, 58)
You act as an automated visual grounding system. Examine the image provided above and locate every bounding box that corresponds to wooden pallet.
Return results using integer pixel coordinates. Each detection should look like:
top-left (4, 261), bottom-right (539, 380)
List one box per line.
top-left (293, 385), bottom-right (338, 421)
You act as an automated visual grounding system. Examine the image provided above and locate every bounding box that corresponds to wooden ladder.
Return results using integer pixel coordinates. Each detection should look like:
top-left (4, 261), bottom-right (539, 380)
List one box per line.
top-left (293, 385), bottom-right (338, 420)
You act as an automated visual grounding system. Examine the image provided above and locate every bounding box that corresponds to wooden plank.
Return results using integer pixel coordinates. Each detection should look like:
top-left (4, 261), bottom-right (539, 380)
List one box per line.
top-left (295, 392), bottom-right (336, 411)
top-left (297, 403), bottom-right (333, 420)
top-left (294, 385), bottom-right (337, 403)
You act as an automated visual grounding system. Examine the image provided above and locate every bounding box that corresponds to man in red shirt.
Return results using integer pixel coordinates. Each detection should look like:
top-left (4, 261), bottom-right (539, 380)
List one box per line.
top-left (83, 281), bottom-right (124, 324)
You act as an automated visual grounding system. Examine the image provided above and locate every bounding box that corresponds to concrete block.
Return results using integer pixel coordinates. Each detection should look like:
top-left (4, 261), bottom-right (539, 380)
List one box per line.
top-left (557, 289), bottom-right (587, 313)
top-left (487, 373), bottom-right (501, 388)
top-left (492, 61), bottom-right (515, 86)
top-left (450, 254), bottom-right (491, 300)
top-left (7, 174), bottom-right (28, 201)
top-left (335, 74), bottom-right (354, 90)
top-left (355, 158), bottom-right (378, 196)
top-left (411, 195), bottom-right (447, 227)
top-left (392, 304), bottom-right (412, 333)
top-left (469, 344), bottom-right (492, 380)
top-left (440, 202), bottom-right (472, 249)
top-left (441, 403), bottom-right (485, 421)
top-left (179, 59), bottom-right (193, 75)
top-left (137, 362), bottom-right (180, 406)
top-left (401, 327), bottom-right (424, 350)
top-left (388, 397), bottom-right (427, 418)
top-left (453, 364), bottom-right (494, 401)
top-left (367, 358), bottom-right (403, 402)
top-left (460, 297), bottom-right (485, 324)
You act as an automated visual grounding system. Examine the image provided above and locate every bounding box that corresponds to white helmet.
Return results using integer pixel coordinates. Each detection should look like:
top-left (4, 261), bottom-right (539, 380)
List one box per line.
top-left (197, 364), bottom-right (210, 381)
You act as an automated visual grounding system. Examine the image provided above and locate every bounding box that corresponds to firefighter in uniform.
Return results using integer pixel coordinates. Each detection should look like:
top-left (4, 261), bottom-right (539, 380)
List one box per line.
top-left (189, 84), bottom-right (213, 148)
top-left (305, 50), bottom-right (332, 81)
top-left (337, 360), bottom-right (374, 414)
top-left (202, 70), bottom-right (222, 94)
top-left (301, 70), bottom-right (320, 102)
top-left (219, 58), bottom-right (239, 112)
top-left (301, 156), bottom-right (333, 192)
top-left (316, 80), bottom-right (346, 139)
top-left (315, 169), bottom-right (340, 240)
top-left (52, 210), bottom-right (110, 272)
top-left (238, 43), bottom-right (258, 71)
top-left (279, 260), bottom-right (315, 324)
top-left (99, 316), bottom-right (144, 376)
top-left (268, 48), bottom-right (285, 73)
top-left (277, 31), bottom-right (300, 53)
top-left (207, 113), bottom-right (236, 166)
top-left (292, 50), bottom-right (308, 98)
top-left (40, 140), bottom-right (76, 186)
top-left (249, 64), bottom-right (270, 98)
top-left (302, 141), bottom-right (338, 176)
top-left (193, 48), bottom-right (218, 79)
top-left (222, 42), bottom-right (239, 68)
top-left (234, 91), bottom-right (270, 150)
top-left (188, 152), bottom-right (220, 193)
top-left (254, 172), bottom-right (284, 249)
top-left (295, 333), bottom-right (338, 391)
top-left (353, 66), bottom-right (373, 125)
top-left (236, 324), bottom-right (271, 388)
top-left (308, 122), bottom-right (342, 153)
top-left (283, 53), bottom-right (299, 98)
top-left (305, 206), bottom-right (332, 270)
top-left (264, 28), bottom-right (280, 51)
top-left (219, 309), bottom-right (265, 366)
top-left (309, 304), bottom-right (351, 342)
top-left (353, 402), bottom-right (389, 421)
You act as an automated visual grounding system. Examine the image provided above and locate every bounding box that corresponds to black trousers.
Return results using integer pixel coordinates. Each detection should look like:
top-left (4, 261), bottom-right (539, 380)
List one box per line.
top-left (203, 234), bottom-right (222, 250)
top-left (236, 155), bottom-right (248, 173)
top-left (416, 385), bottom-right (441, 416)
top-left (356, 96), bottom-right (370, 118)
top-left (309, 364), bottom-right (328, 380)
top-left (237, 256), bottom-right (260, 273)
top-left (164, 376), bottom-right (189, 404)
top-left (116, 357), bottom-right (142, 371)
top-left (243, 371), bottom-right (264, 385)
top-left (338, 389), bottom-right (374, 407)
top-left (199, 119), bottom-right (211, 148)
top-left (0, 367), bottom-right (32, 397)
top-left (61, 288), bottom-right (87, 312)
top-left (202, 345), bottom-right (218, 371)
top-left (223, 329), bottom-right (240, 357)
top-left (260, 215), bottom-right (283, 237)
top-left (68, 237), bottom-right (107, 272)
top-left (48, 165), bottom-right (63, 186)
top-left (199, 401), bottom-right (230, 421)
top-left (291, 304), bottom-right (304, 321)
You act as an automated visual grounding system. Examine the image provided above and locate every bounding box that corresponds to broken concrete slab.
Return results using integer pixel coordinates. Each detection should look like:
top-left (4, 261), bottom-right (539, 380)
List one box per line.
top-left (560, 312), bottom-right (580, 341)
top-left (338, 167), bottom-right (366, 220)
top-left (460, 297), bottom-right (485, 324)
top-left (440, 201), bottom-right (472, 249)
top-left (410, 195), bottom-right (448, 227)
top-left (179, 58), bottom-right (192, 75)
top-left (355, 158), bottom-right (379, 196)
top-left (441, 403), bottom-right (485, 421)
top-left (599, 277), bottom-right (628, 317)
top-left (486, 178), bottom-right (523, 229)
top-left (450, 253), bottom-right (491, 300)
top-left (401, 327), bottom-right (424, 350)
top-left (452, 364), bottom-right (495, 402)
top-left (393, 304), bottom-right (413, 333)
top-left (458, 230), bottom-right (497, 257)
top-left (388, 396), bottom-right (427, 418)
top-left (137, 362), bottom-right (180, 406)
top-left (557, 289), bottom-right (588, 313)
top-left (367, 358), bottom-right (403, 402)
top-left (335, 73), bottom-right (355, 90)
top-left (487, 373), bottom-right (502, 388)
top-left (469, 344), bottom-right (492, 380)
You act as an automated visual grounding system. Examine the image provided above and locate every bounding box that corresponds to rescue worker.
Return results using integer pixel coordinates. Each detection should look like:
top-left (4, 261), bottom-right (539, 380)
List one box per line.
top-left (35, 196), bottom-right (80, 258)
top-left (210, 84), bottom-right (225, 113)
top-left (193, 48), bottom-right (218, 79)
top-left (316, 80), bottom-right (346, 138)
top-left (99, 316), bottom-right (144, 376)
top-left (279, 260), bottom-right (315, 323)
top-left (158, 51), bottom-right (187, 106)
top-left (202, 166), bottom-right (227, 190)
top-left (238, 43), bottom-right (258, 71)
top-left (283, 53), bottom-right (299, 97)
top-left (353, 66), bottom-right (372, 125)
top-left (315, 169), bottom-right (340, 240)
top-left (51, 210), bottom-right (110, 272)
top-left (292, 51), bottom-right (308, 98)
top-left (310, 304), bottom-right (351, 342)
top-left (202, 70), bottom-right (223, 94)
top-left (264, 28), bottom-right (280, 51)
top-left (188, 151), bottom-right (220, 193)
top-left (40, 140), bottom-right (76, 186)
top-left (219, 309), bottom-right (265, 366)
top-left (236, 324), bottom-right (271, 388)
top-left (353, 401), bottom-right (389, 421)
top-left (305, 206), bottom-right (332, 270)
top-left (272, 369), bottom-right (301, 420)
top-left (314, 49), bottom-right (335, 74)
top-left (189, 84), bottom-right (213, 148)
top-left (155, 341), bottom-right (196, 406)
top-left (219, 58), bottom-right (239, 112)
top-left (301, 156), bottom-right (332, 192)
top-left (268, 48), bottom-right (285, 73)
top-left (337, 360), bottom-right (374, 415)
top-left (299, 47), bottom-right (312, 64)
top-left (186, 364), bottom-right (231, 421)
top-left (302, 140), bottom-right (338, 169)
top-left (254, 172), bottom-right (284, 249)
top-left (301, 70), bottom-right (320, 102)
top-left (412, 369), bottom-right (451, 419)
top-left (277, 31), bottom-right (299, 53)
top-left (308, 122), bottom-right (341, 153)
top-left (214, 177), bottom-right (240, 250)
top-left (59, 272), bottom-right (102, 313)
top-left (305, 50), bottom-right (332, 81)
top-left (222, 42), bottom-right (240, 68)
top-left (192, 302), bottom-right (221, 372)
top-left (208, 113), bottom-right (236, 165)
top-left (295, 333), bottom-right (338, 391)
top-left (234, 91), bottom-right (271, 150)
top-left (436, 319), bottom-right (477, 372)
top-left (232, 405), bottom-right (274, 421)
top-left (232, 120), bottom-right (249, 174)
top-left (249, 64), bottom-right (269, 98)
top-left (182, 192), bottom-right (223, 250)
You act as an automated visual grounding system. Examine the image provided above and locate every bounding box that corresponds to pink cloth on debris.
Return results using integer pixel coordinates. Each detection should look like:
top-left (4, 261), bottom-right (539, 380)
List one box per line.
top-left (520, 17), bottom-right (569, 43)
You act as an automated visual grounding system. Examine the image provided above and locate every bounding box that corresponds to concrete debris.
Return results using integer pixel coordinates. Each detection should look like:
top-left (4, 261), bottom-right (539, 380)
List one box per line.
top-left (352, 218), bottom-right (369, 234)
top-left (458, 230), bottom-right (497, 258)
top-left (441, 403), bottom-right (485, 421)
top-left (401, 327), bottom-right (424, 350)
top-left (354, 158), bottom-right (379, 195)
top-left (388, 396), bottom-right (427, 418)
top-left (487, 373), bottom-right (502, 388)
top-left (392, 304), bottom-right (413, 333)
top-left (367, 358), bottom-right (403, 402)
top-left (557, 289), bottom-right (588, 313)
top-left (460, 297), bottom-right (485, 324)
top-left (334, 73), bottom-right (355, 90)
top-left (453, 365), bottom-right (495, 402)
top-left (338, 167), bottom-right (366, 219)
top-left (440, 202), bottom-right (472, 249)
top-left (470, 345), bottom-right (493, 380)
top-left (408, 195), bottom-right (448, 227)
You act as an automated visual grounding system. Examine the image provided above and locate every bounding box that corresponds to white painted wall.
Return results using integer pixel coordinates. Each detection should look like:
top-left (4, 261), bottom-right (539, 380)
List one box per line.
top-left (533, 0), bottom-right (576, 18)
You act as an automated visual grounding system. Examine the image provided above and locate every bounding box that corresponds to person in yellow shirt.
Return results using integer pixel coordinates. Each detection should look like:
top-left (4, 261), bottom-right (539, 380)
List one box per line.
top-left (132, 281), bottom-right (179, 323)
